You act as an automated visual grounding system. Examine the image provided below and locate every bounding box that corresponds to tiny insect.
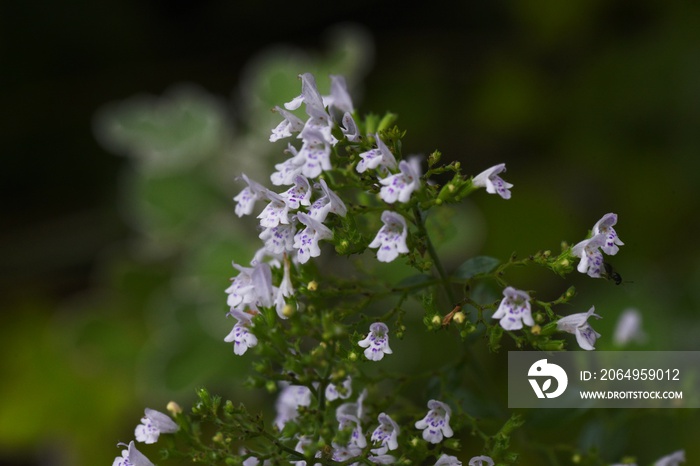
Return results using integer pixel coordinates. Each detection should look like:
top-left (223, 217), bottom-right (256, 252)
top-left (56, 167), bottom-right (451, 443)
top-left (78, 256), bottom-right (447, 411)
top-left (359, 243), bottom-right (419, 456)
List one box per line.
top-left (603, 262), bottom-right (623, 285)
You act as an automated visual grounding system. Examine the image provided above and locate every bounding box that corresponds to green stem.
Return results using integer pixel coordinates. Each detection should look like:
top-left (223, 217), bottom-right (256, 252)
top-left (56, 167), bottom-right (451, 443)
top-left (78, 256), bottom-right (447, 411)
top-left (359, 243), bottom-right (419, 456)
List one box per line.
top-left (412, 206), bottom-right (457, 305)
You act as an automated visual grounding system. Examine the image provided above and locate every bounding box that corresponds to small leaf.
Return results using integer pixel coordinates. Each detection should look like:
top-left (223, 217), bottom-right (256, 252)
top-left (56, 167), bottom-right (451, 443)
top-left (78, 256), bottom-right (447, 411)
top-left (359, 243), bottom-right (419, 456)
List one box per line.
top-left (452, 256), bottom-right (500, 279)
top-left (542, 379), bottom-right (552, 392)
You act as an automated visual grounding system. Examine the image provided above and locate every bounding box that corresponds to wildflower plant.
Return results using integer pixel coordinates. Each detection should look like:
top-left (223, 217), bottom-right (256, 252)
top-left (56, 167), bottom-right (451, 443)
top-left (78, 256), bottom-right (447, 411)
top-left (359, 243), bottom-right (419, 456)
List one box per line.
top-left (106, 71), bottom-right (684, 466)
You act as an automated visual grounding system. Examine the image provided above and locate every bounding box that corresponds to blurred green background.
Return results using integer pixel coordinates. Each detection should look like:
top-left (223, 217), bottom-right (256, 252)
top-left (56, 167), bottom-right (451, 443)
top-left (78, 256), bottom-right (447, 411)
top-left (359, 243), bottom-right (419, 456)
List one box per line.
top-left (3, 0), bottom-right (700, 464)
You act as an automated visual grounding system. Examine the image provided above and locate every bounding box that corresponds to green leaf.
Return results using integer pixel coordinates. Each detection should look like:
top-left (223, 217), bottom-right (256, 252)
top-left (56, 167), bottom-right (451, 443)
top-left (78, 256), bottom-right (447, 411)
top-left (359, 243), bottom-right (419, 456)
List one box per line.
top-left (452, 256), bottom-right (500, 279)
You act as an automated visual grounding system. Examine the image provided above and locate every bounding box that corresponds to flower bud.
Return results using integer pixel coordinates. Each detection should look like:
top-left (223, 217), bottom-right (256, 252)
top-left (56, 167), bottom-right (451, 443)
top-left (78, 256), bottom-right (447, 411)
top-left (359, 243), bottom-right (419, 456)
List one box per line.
top-left (307, 281), bottom-right (318, 291)
top-left (453, 311), bottom-right (466, 324)
top-left (167, 401), bottom-right (182, 415)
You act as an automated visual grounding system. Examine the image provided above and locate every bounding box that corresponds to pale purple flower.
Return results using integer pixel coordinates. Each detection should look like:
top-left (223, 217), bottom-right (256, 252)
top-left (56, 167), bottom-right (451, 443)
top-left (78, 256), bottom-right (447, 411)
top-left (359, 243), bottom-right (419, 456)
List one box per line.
top-left (415, 400), bottom-right (453, 444)
top-left (368, 455), bottom-right (396, 464)
top-left (368, 211), bottom-right (409, 263)
top-left (296, 127), bottom-right (332, 179)
top-left (271, 145), bottom-right (305, 186)
top-left (613, 308), bottom-right (646, 347)
top-left (332, 442), bottom-right (363, 463)
top-left (370, 413), bottom-right (400, 454)
top-left (134, 408), bottom-right (179, 444)
top-left (308, 179), bottom-right (347, 222)
top-left (270, 106), bottom-right (305, 142)
top-left (113, 441), bottom-right (154, 466)
top-left (468, 456), bottom-right (494, 466)
top-left (358, 322), bottom-right (393, 361)
top-left (341, 112), bottom-right (361, 142)
top-left (379, 158), bottom-right (421, 204)
top-left (274, 258), bottom-right (295, 319)
top-left (593, 213), bottom-right (624, 255)
top-left (293, 212), bottom-right (333, 264)
top-left (472, 163), bottom-right (512, 199)
top-left (654, 450), bottom-right (685, 466)
top-left (275, 385), bottom-right (312, 430)
top-left (435, 454), bottom-right (462, 466)
top-left (572, 234), bottom-right (607, 278)
top-left (298, 73), bottom-right (330, 126)
top-left (356, 135), bottom-right (397, 173)
top-left (226, 262), bottom-right (274, 309)
top-left (280, 175), bottom-right (312, 209)
top-left (337, 412), bottom-right (367, 449)
top-left (224, 309), bottom-right (258, 355)
top-left (491, 286), bottom-right (534, 331)
top-left (336, 389), bottom-right (367, 422)
top-left (325, 74), bottom-right (354, 115)
top-left (259, 222), bottom-right (297, 255)
top-left (233, 173), bottom-right (267, 217)
top-left (258, 190), bottom-right (291, 228)
top-left (325, 376), bottom-right (352, 402)
top-left (557, 306), bottom-right (602, 351)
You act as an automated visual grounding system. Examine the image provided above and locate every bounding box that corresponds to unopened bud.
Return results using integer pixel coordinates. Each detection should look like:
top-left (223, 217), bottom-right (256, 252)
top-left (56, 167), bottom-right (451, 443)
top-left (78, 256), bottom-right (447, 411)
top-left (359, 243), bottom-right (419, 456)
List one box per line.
top-left (307, 281), bottom-right (318, 291)
top-left (282, 304), bottom-right (295, 318)
top-left (453, 311), bottom-right (466, 324)
top-left (167, 401), bottom-right (182, 415)
top-left (531, 324), bottom-right (542, 335)
top-left (431, 315), bottom-right (441, 327)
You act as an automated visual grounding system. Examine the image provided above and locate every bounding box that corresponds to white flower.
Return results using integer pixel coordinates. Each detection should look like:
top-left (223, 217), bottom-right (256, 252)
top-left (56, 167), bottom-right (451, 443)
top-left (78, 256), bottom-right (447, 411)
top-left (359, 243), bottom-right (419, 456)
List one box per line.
top-left (337, 412), bottom-right (367, 449)
top-left (337, 389), bottom-right (367, 422)
top-left (325, 376), bottom-right (352, 402)
top-left (309, 179), bottom-right (347, 222)
top-left (113, 441), bottom-right (154, 466)
top-left (358, 322), bottom-right (393, 361)
top-left (415, 400), bottom-right (453, 444)
top-left (654, 450), bottom-right (685, 466)
top-left (341, 112), bottom-right (361, 142)
top-left (613, 308), bottom-right (646, 347)
top-left (379, 158), bottom-right (421, 204)
top-left (226, 262), bottom-right (274, 309)
top-left (356, 135), bottom-right (397, 173)
top-left (271, 145), bottom-right (305, 186)
top-left (472, 163), bottom-right (512, 199)
top-left (270, 106), bottom-right (305, 142)
top-left (224, 309), bottom-right (258, 355)
top-left (274, 384), bottom-right (312, 430)
top-left (332, 442), bottom-right (363, 463)
top-left (298, 73), bottom-right (331, 126)
top-left (370, 413), bottom-right (400, 454)
top-left (325, 74), bottom-right (354, 115)
top-left (368, 211), bottom-right (409, 263)
top-left (134, 408), bottom-right (179, 444)
top-left (297, 126), bottom-right (332, 179)
top-left (258, 190), bottom-right (291, 229)
top-left (259, 222), bottom-right (297, 255)
top-left (593, 212), bottom-right (624, 255)
top-left (293, 212), bottom-right (333, 264)
top-left (492, 286), bottom-right (534, 331)
top-left (557, 306), bottom-right (602, 351)
top-left (233, 173), bottom-right (267, 217)
top-left (280, 175), bottom-right (312, 209)
top-left (468, 456), bottom-right (494, 466)
top-left (571, 234), bottom-right (607, 278)
top-left (369, 455), bottom-right (396, 464)
top-left (435, 454), bottom-right (462, 466)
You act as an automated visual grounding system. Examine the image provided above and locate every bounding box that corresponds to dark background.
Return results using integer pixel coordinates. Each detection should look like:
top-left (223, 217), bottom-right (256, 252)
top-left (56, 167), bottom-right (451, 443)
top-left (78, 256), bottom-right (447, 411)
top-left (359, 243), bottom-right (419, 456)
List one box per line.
top-left (3, 0), bottom-right (700, 464)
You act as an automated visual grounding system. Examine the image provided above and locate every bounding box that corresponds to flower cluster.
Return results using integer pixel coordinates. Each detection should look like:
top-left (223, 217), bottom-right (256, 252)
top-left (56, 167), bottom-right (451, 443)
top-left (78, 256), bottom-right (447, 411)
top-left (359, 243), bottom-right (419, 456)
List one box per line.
top-left (271, 382), bottom-right (460, 466)
top-left (572, 213), bottom-right (624, 278)
top-left (227, 74), bottom-right (357, 353)
top-left (112, 408), bottom-right (179, 466)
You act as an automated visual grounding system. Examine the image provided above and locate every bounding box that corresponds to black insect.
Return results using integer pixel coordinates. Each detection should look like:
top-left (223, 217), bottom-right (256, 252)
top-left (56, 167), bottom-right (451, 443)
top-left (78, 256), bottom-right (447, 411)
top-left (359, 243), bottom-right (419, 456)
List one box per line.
top-left (603, 262), bottom-right (622, 285)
